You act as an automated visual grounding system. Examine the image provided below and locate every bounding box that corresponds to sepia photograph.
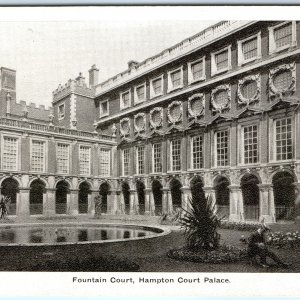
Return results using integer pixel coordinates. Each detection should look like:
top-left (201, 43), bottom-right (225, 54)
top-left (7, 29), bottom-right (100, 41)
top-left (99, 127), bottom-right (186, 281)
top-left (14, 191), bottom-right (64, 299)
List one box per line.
top-left (0, 7), bottom-right (299, 289)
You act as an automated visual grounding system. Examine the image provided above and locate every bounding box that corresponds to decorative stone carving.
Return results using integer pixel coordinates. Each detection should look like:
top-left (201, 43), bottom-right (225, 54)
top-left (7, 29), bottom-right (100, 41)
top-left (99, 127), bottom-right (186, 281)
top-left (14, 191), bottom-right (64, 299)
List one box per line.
top-left (149, 107), bottom-right (163, 129)
top-left (120, 118), bottom-right (131, 137)
top-left (111, 123), bottom-right (117, 137)
top-left (134, 112), bottom-right (146, 133)
top-left (211, 84), bottom-right (231, 113)
top-left (237, 74), bottom-right (260, 106)
top-left (188, 93), bottom-right (205, 118)
top-left (167, 100), bottom-right (183, 124)
top-left (269, 62), bottom-right (296, 99)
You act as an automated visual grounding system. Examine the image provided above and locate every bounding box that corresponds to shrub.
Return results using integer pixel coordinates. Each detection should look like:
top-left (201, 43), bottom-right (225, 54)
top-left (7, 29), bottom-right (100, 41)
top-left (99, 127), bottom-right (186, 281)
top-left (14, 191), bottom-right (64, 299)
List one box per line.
top-left (180, 183), bottom-right (221, 250)
top-left (220, 221), bottom-right (260, 231)
top-left (266, 231), bottom-right (300, 249)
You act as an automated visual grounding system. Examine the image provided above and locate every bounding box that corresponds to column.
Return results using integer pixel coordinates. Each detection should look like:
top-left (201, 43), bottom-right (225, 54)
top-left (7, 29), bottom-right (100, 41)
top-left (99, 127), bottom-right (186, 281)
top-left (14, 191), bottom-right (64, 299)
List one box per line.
top-left (119, 191), bottom-right (126, 215)
top-left (181, 187), bottom-right (191, 212)
top-left (129, 189), bottom-right (138, 215)
top-left (108, 190), bottom-right (119, 215)
top-left (144, 188), bottom-right (151, 215)
top-left (17, 188), bottom-right (30, 219)
top-left (294, 183), bottom-right (300, 223)
top-left (162, 188), bottom-right (169, 214)
top-left (67, 189), bottom-right (79, 216)
top-left (258, 184), bottom-right (275, 223)
top-left (88, 192), bottom-right (97, 216)
top-left (229, 185), bottom-right (244, 222)
top-left (43, 188), bottom-right (56, 217)
top-left (167, 189), bottom-right (173, 214)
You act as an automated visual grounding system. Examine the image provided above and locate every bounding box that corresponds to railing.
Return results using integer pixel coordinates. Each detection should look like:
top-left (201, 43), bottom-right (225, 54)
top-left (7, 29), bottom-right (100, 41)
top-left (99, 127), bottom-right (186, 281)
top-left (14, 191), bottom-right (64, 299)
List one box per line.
top-left (275, 206), bottom-right (295, 220)
top-left (244, 205), bottom-right (259, 221)
top-left (0, 117), bottom-right (114, 141)
top-left (96, 21), bottom-right (252, 95)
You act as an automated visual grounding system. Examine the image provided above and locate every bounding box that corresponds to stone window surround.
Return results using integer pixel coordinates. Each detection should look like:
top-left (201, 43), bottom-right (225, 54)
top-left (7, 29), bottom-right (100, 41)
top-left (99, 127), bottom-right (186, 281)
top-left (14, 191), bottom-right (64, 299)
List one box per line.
top-left (134, 82), bottom-right (147, 104)
top-left (150, 74), bottom-right (164, 99)
top-left (211, 127), bottom-right (231, 168)
top-left (187, 56), bottom-right (206, 85)
top-left (167, 66), bottom-right (184, 93)
top-left (30, 138), bottom-right (48, 173)
top-left (211, 45), bottom-right (232, 77)
top-left (122, 147), bottom-right (130, 176)
top-left (55, 141), bottom-right (72, 175)
top-left (189, 134), bottom-right (205, 171)
top-left (268, 21), bottom-right (297, 55)
top-left (78, 144), bottom-right (92, 176)
top-left (99, 147), bottom-right (111, 177)
top-left (99, 99), bottom-right (109, 118)
top-left (58, 103), bottom-right (65, 120)
top-left (120, 89), bottom-right (132, 110)
top-left (1, 133), bottom-right (21, 171)
top-left (237, 121), bottom-right (261, 167)
top-left (135, 145), bottom-right (145, 175)
top-left (269, 113), bottom-right (295, 163)
top-left (237, 32), bottom-right (262, 66)
top-left (152, 142), bottom-right (162, 174)
top-left (168, 138), bottom-right (182, 172)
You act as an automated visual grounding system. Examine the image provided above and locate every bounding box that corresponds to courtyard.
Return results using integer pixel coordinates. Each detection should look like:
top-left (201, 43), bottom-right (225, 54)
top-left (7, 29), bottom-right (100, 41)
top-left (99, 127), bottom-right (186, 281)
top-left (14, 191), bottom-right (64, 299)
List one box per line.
top-left (0, 215), bottom-right (299, 272)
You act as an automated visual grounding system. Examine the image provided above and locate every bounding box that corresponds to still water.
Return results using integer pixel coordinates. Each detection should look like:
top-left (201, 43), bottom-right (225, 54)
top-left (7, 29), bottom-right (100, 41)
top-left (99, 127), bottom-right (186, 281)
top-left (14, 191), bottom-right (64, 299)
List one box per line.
top-left (0, 225), bottom-right (162, 245)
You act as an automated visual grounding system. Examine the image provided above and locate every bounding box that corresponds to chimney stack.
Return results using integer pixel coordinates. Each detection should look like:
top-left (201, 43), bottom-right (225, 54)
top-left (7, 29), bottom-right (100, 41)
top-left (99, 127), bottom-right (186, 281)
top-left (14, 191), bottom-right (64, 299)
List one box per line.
top-left (88, 64), bottom-right (99, 87)
top-left (128, 60), bottom-right (139, 70)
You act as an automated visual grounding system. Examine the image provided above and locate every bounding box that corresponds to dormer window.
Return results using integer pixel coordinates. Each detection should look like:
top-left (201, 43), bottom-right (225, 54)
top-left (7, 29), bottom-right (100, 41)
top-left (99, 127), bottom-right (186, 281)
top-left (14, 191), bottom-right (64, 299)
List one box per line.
top-left (238, 32), bottom-right (262, 66)
top-left (134, 83), bottom-right (146, 103)
top-left (99, 99), bottom-right (109, 118)
top-left (150, 75), bottom-right (163, 99)
top-left (211, 46), bottom-right (232, 76)
top-left (188, 57), bottom-right (206, 84)
top-left (269, 21), bottom-right (297, 54)
top-left (167, 67), bottom-right (183, 92)
top-left (58, 103), bottom-right (65, 120)
top-left (120, 90), bottom-right (131, 110)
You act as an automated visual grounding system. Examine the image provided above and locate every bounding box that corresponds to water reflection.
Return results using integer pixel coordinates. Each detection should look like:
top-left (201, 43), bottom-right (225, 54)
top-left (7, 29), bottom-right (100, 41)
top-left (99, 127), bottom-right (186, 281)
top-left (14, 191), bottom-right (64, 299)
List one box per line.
top-left (0, 226), bottom-right (157, 245)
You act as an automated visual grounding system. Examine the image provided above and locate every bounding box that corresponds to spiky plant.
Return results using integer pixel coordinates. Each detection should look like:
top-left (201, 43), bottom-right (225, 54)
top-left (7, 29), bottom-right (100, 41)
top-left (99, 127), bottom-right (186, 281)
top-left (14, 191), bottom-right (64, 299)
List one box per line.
top-left (180, 182), bottom-right (221, 250)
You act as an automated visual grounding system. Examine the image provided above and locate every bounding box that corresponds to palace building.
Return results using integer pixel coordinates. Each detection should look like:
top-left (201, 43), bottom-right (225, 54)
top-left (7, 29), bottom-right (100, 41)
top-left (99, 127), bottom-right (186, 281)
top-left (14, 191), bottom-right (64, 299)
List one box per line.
top-left (1, 20), bottom-right (300, 223)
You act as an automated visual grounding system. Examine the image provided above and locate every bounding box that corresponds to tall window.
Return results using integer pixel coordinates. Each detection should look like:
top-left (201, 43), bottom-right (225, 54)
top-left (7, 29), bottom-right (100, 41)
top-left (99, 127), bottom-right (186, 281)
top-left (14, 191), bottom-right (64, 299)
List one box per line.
top-left (168, 67), bottom-right (183, 92)
top-left (238, 33), bottom-right (261, 66)
top-left (31, 140), bottom-right (45, 172)
top-left (152, 78), bottom-right (162, 95)
top-left (99, 148), bottom-right (110, 176)
top-left (58, 104), bottom-right (65, 119)
top-left (79, 146), bottom-right (91, 176)
top-left (123, 148), bottom-right (130, 176)
top-left (215, 50), bottom-right (229, 71)
top-left (188, 58), bottom-right (205, 84)
top-left (243, 125), bottom-right (258, 164)
top-left (192, 135), bottom-right (203, 169)
top-left (275, 118), bottom-right (293, 161)
top-left (171, 139), bottom-right (181, 171)
top-left (135, 84), bottom-right (146, 103)
top-left (215, 130), bottom-right (229, 167)
top-left (136, 146), bottom-right (145, 175)
top-left (2, 136), bottom-right (18, 171)
top-left (153, 143), bottom-right (162, 173)
top-left (242, 37), bottom-right (258, 60)
top-left (120, 91), bottom-right (131, 109)
top-left (56, 143), bottom-right (70, 174)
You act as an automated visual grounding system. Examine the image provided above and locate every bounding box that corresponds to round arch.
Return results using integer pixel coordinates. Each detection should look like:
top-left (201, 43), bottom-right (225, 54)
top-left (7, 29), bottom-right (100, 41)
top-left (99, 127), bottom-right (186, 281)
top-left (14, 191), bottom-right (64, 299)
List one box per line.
top-left (272, 171), bottom-right (295, 220)
top-left (1, 177), bottom-right (19, 215)
top-left (152, 179), bottom-right (163, 216)
top-left (136, 180), bottom-right (145, 215)
top-left (214, 175), bottom-right (230, 219)
top-left (55, 180), bottom-right (70, 214)
top-left (78, 181), bottom-right (92, 214)
top-left (27, 177), bottom-right (49, 189)
top-left (29, 179), bottom-right (46, 215)
top-left (241, 173), bottom-right (260, 220)
top-left (121, 181), bottom-right (130, 215)
top-left (169, 178), bottom-right (182, 210)
top-left (99, 182), bottom-right (111, 214)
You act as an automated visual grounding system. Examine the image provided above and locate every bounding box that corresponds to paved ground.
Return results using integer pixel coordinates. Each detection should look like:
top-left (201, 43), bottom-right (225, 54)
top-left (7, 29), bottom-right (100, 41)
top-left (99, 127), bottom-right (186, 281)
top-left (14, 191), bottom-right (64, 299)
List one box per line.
top-left (0, 215), bottom-right (299, 272)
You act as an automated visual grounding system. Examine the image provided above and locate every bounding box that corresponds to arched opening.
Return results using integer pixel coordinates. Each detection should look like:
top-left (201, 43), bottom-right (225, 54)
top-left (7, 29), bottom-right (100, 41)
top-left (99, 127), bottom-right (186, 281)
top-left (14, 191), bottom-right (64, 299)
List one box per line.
top-left (29, 179), bottom-right (45, 215)
top-left (99, 182), bottom-right (110, 214)
top-left (55, 181), bottom-right (69, 214)
top-left (241, 173), bottom-right (260, 220)
top-left (190, 176), bottom-right (205, 206)
top-left (273, 171), bottom-right (295, 220)
top-left (136, 180), bottom-right (145, 215)
top-left (1, 178), bottom-right (19, 215)
top-left (152, 180), bottom-right (163, 216)
top-left (214, 176), bottom-right (230, 219)
top-left (122, 182), bottom-right (130, 214)
top-left (170, 178), bottom-right (182, 211)
top-left (78, 181), bottom-right (91, 214)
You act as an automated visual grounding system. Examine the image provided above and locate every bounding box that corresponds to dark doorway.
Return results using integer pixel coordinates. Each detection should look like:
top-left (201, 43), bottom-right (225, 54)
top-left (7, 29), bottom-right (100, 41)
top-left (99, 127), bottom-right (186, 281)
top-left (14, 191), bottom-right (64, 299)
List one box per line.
top-left (99, 182), bottom-right (110, 214)
top-left (1, 178), bottom-right (19, 215)
top-left (122, 182), bottom-right (130, 214)
top-left (29, 179), bottom-right (45, 215)
top-left (214, 176), bottom-right (230, 219)
top-left (170, 178), bottom-right (182, 211)
top-left (78, 182), bottom-right (91, 214)
top-left (152, 180), bottom-right (163, 215)
top-left (136, 180), bottom-right (145, 215)
top-left (55, 181), bottom-right (69, 214)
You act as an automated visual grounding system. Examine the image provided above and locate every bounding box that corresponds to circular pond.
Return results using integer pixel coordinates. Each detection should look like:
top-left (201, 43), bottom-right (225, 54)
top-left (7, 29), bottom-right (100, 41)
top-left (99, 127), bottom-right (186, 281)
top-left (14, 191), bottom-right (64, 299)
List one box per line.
top-left (0, 223), bottom-right (168, 246)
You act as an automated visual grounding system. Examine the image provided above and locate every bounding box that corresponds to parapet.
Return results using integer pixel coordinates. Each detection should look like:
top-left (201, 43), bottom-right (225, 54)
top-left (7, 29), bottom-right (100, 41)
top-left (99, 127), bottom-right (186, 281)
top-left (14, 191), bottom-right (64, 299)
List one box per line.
top-left (53, 72), bottom-right (95, 103)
